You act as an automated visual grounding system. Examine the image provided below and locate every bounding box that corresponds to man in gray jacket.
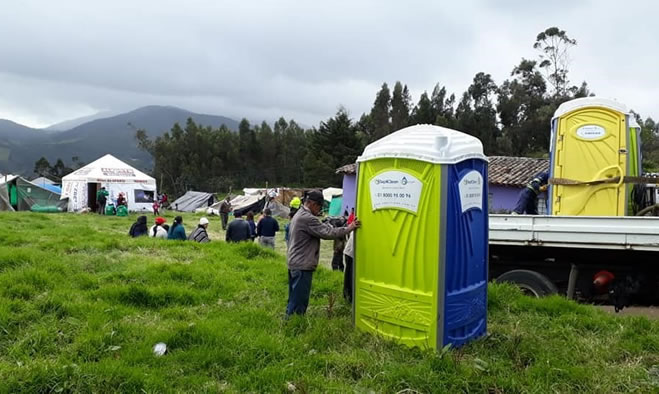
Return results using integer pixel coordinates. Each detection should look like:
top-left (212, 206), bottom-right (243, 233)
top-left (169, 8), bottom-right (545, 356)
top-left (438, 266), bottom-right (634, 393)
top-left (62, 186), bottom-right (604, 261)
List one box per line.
top-left (286, 190), bottom-right (360, 317)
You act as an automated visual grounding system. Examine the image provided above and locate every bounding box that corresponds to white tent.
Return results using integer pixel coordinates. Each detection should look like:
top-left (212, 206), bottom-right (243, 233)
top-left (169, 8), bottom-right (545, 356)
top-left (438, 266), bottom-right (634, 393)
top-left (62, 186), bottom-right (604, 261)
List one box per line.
top-left (322, 187), bottom-right (343, 202)
top-left (61, 154), bottom-right (156, 212)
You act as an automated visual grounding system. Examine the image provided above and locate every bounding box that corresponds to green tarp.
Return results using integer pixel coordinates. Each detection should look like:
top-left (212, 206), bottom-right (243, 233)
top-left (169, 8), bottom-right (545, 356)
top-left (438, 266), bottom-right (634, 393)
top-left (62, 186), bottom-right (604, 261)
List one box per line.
top-left (328, 195), bottom-right (343, 217)
top-left (0, 177), bottom-right (68, 212)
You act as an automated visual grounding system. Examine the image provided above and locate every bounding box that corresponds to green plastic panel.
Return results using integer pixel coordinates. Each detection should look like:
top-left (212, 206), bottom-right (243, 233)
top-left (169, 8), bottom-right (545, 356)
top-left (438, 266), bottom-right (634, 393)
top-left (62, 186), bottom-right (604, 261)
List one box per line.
top-left (354, 158), bottom-right (441, 349)
top-left (9, 184), bottom-right (17, 206)
top-left (627, 122), bottom-right (643, 215)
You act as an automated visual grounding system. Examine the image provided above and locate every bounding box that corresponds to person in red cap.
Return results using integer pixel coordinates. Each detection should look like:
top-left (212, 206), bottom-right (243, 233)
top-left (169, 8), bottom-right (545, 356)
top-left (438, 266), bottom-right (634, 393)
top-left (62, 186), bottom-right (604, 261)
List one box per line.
top-left (149, 217), bottom-right (168, 239)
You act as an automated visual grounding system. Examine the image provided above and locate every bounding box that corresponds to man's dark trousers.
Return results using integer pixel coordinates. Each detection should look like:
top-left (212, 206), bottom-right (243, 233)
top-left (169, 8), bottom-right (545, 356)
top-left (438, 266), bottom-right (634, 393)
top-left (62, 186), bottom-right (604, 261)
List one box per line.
top-left (513, 188), bottom-right (538, 215)
top-left (286, 269), bottom-right (313, 316)
top-left (331, 251), bottom-right (344, 271)
top-left (220, 212), bottom-right (229, 230)
top-left (343, 255), bottom-right (353, 302)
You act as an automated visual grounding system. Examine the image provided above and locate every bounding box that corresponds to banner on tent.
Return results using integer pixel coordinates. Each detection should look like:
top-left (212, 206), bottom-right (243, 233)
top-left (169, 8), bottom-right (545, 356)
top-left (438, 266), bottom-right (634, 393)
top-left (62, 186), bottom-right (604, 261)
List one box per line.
top-left (92, 178), bottom-right (151, 184)
top-left (101, 168), bottom-right (136, 177)
top-left (62, 181), bottom-right (88, 211)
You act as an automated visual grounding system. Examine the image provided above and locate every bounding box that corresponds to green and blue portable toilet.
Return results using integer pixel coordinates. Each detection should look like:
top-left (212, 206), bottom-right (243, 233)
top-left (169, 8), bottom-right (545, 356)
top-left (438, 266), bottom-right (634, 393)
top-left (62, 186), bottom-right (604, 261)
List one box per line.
top-left (354, 124), bottom-right (488, 349)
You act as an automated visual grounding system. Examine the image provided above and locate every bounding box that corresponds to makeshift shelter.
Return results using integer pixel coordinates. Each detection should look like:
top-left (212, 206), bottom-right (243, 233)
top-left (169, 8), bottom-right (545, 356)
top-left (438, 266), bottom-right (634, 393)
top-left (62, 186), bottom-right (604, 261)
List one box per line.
top-left (0, 175), bottom-right (67, 212)
top-left (0, 186), bottom-right (10, 211)
top-left (207, 194), bottom-right (289, 218)
top-left (264, 199), bottom-right (290, 218)
top-left (242, 188), bottom-right (266, 196)
top-left (230, 195), bottom-right (266, 217)
top-left (31, 176), bottom-right (57, 185)
top-left (0, 175), bottom-right (16, 211)
top-left (171, 191), bottom-right (215, 212)
top-left (31, 177), bottom-right (62, 194)
top-left (322, 187), bottom-right (342, 202)
top-left (61, 154), bottom-right (156, 212)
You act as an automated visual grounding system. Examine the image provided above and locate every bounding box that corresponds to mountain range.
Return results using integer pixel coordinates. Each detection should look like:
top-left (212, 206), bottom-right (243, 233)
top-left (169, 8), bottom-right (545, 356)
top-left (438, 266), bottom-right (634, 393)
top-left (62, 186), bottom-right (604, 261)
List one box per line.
top-left (0, 106), bottom-right (239, 176)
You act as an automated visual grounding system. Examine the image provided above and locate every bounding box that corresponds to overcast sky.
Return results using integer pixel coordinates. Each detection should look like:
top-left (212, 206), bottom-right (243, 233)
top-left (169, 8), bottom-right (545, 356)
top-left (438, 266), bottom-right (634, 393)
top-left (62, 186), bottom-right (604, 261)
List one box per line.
top-left (1, 0), bottom-right (657, 128)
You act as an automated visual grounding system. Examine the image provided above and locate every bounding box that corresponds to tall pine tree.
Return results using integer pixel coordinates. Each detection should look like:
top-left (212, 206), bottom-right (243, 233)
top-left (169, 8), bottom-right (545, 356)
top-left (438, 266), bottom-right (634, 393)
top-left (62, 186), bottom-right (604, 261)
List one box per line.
top-left (369, 83), bottom-right (392, 141)
top-left (303, 108), bottom-right (362, 186)
top-left (410, 91), bottom-right (434, 125)
top-left (390, 81), bottom-right (411, 131)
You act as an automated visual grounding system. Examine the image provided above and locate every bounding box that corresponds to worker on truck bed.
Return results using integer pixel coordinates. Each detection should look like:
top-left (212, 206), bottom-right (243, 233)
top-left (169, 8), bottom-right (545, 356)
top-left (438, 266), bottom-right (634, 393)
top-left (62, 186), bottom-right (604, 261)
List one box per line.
top-left (513, 172), bottom-right (549, 215)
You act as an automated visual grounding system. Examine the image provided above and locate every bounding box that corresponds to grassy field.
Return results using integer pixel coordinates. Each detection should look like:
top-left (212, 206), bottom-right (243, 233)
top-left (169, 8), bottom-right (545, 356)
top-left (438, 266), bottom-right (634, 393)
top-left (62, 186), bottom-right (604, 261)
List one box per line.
top-left (0, 212), bottom-right (658, 393)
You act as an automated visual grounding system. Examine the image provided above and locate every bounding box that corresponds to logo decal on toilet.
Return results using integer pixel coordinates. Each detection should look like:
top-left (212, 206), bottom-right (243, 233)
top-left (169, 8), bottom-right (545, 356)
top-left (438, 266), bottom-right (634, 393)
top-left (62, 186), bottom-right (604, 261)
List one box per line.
top-left (576, 125), bottom-right (606, 140)
top-left (459, 171), bottom-right (483, 212)
top-left (370, 171), bottom-right (422, 213)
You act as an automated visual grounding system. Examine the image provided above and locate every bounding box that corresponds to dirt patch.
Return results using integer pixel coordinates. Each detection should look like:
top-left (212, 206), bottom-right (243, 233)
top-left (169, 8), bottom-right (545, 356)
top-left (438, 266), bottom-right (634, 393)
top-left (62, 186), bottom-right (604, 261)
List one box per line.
top-left (598, 305), bottom-right (659, 319)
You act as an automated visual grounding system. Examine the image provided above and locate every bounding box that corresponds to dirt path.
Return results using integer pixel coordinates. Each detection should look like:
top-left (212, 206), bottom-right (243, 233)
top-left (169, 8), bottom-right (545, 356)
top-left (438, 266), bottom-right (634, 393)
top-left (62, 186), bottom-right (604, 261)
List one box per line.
top-left (598, 305), bottom-right (659, 319)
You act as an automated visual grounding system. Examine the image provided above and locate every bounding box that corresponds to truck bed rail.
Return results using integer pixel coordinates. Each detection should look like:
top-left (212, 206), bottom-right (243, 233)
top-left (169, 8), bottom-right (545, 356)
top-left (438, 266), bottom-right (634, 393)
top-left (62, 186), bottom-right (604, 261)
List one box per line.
top-left (489, 215), bottom-right (659, 251)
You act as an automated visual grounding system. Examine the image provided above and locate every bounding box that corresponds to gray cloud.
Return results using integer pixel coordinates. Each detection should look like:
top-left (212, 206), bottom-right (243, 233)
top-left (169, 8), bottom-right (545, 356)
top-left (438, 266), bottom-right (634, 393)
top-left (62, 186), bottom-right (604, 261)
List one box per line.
top-left (0, 0), bottom-right (657, 128)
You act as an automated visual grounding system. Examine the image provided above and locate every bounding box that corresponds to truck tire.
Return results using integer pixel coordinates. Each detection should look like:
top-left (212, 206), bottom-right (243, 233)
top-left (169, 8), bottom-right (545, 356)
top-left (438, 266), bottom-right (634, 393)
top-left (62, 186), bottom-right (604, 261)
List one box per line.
top-left (496, 270), bottom-right (558, 297)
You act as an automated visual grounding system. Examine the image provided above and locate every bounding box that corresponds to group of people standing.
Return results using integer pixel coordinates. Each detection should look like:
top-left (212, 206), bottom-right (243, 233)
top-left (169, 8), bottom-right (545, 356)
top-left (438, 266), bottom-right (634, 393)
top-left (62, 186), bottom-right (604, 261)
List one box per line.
top-left (225, 208), bottom-right (280, 248)
top-left (219, 196), bottom-right (281, 249)
top-left (96, 187), bottom-right (128, 216)
top-left (128, 189), bottom-right (363, 320)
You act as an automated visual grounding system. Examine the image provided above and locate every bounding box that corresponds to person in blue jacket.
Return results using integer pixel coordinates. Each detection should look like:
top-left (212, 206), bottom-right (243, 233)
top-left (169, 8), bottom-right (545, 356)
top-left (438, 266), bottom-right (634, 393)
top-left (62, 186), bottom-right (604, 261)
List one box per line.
top-left (128, 215), bottom-right (148, 238)
top-left (246, 211), bottom-right (257, 241)
top-left (513, 172), bottom-right (549, 215)
top-left (167, 216), bottom-right (187, 240)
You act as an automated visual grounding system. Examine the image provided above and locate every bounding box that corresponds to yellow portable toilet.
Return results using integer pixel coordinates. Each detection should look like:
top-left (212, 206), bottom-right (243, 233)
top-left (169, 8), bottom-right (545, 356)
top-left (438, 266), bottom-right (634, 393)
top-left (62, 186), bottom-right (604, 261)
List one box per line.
top-left (549, 97), bottom-right (642, 216)
top-left (354, 124), bottom-right (488, 349)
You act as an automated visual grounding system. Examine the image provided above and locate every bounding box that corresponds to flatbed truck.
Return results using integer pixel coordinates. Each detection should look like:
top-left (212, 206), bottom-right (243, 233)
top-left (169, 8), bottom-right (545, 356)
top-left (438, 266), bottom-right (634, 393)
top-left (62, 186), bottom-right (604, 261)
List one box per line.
top-left (489, 214), bottom-right (659, 310)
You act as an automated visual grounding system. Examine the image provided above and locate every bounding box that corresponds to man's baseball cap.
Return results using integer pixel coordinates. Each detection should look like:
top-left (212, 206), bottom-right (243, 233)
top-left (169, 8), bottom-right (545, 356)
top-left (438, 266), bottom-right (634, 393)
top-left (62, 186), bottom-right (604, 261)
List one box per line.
top-left (306, 190), bottom-right (324, 204)
top-left (199, 217), bottom-right (209, 225)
